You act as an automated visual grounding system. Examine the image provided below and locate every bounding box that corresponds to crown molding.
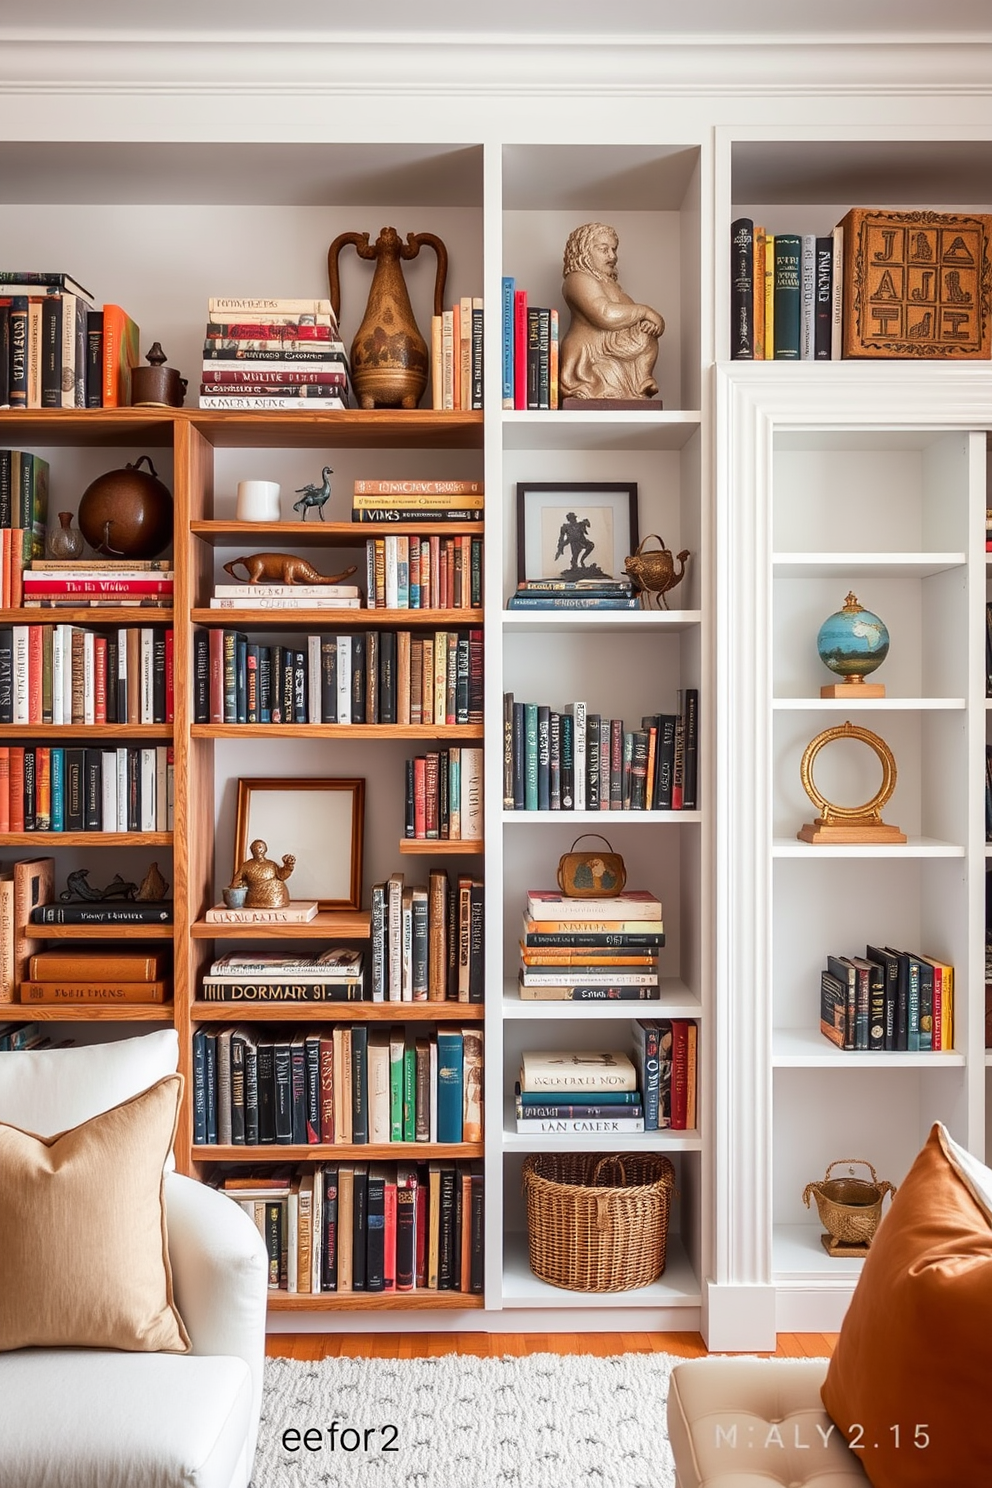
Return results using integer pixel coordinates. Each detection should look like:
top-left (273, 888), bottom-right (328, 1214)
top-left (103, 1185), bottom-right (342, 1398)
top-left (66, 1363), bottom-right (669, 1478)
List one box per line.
top-left (2, 38), bottom-right (992, 98)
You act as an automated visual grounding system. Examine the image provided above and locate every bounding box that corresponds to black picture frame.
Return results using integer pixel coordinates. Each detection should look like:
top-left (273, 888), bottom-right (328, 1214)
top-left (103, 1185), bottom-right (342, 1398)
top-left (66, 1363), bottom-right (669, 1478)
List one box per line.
top-left (515, 481), bottom-right (639, 585)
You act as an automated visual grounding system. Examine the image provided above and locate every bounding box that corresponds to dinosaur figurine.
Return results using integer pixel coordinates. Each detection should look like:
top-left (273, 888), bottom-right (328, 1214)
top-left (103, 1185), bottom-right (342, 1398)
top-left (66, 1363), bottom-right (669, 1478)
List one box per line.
top-left (293, 466), bottom-right (333, 521)
top-left (623, 536), bottom-right (690, 611)
top-left (222, 553), bottom-right (358, 586)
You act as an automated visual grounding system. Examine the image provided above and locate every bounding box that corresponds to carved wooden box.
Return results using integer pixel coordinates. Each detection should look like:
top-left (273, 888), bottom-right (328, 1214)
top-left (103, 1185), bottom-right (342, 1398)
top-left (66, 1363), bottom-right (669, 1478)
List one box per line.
top-left (839, 207), bottom-right (992, 359)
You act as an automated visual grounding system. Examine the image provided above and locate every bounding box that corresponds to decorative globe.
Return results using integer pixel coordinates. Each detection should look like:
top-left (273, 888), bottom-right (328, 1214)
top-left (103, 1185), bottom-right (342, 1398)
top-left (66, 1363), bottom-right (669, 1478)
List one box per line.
top-left (816, 592), bottom-right (889, 683)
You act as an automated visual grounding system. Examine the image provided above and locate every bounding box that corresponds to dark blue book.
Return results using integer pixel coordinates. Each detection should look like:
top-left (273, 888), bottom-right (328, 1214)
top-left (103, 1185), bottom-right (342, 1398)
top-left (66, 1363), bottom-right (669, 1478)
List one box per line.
top-left (512, 702), bottom-right (525, 809)
top-left (203, 1029), bottom-right (218, 1145)
top-left (365, 1163), bottom-right (386, 1292)
top-left (352, 1164), bottom-right (368, 1290)
top-left (257, 1038), bottom-right (275, 1144)
top-left (273, 1035), bottom-right (293, 1144)
top-left (192, 1029), bottom-right (207, 1145)
top-left (632, 1019), bottom-right (660, 1130)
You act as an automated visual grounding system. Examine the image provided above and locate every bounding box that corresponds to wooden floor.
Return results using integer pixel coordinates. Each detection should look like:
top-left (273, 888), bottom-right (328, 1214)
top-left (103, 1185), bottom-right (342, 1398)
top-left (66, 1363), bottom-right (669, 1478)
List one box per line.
top-left (266, 1331), bottom-right (837, 1360)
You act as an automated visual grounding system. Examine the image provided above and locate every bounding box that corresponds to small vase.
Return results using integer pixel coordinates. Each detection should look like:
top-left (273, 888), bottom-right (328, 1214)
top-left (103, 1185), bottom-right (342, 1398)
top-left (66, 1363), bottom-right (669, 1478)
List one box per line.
top-left (47, 512), bottom-right (85, 561)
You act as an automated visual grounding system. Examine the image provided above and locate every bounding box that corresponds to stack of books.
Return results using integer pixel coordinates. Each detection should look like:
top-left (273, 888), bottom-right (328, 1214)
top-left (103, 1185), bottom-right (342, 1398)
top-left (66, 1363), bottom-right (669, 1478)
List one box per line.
top-left (430, 296), bottom-right (484, 411)
top-left (0, 623), bottom-right (174, 726)
top-left (351, 478), bottom-right (483, 525)
top-left (503, 692), bottom-right (699, 812)
top-left (519, 888), bottom-right (664, 1003)
top-left (200, 948), bottom-right (365, 1004)
top-left (192, 1017), bottom-right (482, 1147)
top-left (506, 577), bottom-right (638, 610)
top-left (368, 870), bottom-right (484, 1004)
top-left (820, 945), bottom-right (954, 1053)
top-left (631, 1018), bottom-right (697, 1131)
top-left (404, 746), bottom-right (484, 843)
top-left (218, 1161), bottom-right (484, 1295)
top-left (501, 278), bottom-right (559, 410)
top-left (515, 1049), bottom-right (644, 1134)
top-left (0, 450), bottom-right (48, 606)
top-left (23, 559), bottom-right (174, 611)
top-left (197, 297), bottom-right (350, 410)
top-left (19, 946), bottom-right (170, 1005)
top-left (364, 534), bottom-right (483, 609)
top-left (208, 581), bottom-right (361, 613)
top-left (0, 272), bottom-right (139, 409)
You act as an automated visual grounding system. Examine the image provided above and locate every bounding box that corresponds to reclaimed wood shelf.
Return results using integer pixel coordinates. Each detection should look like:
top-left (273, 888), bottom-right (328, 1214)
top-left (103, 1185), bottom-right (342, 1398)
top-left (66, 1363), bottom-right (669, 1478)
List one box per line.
top-left (191, 723), bottom-right (483, 740)
top-left (266, 1290), bottom-right (484, 1312)
top-left (0, 831), bottom-right (172, 846)
top-left (0, 1003), bottom-right (173, 1021)
top-left (0, 724), bottom-right (173, 740)
top-left (25, 923), bottom-right (174, 940)
top-left (0, 408), bottom-right (177, 446)
top-left (398, 839), bottom-right (484, 854)
top-left (191, 1001), bottom-right (484, 1021)
top-left (196, 1142), bottom-right (485, 1161)
top-left (192, 520), bottom-right (483, 546)
top-left (0, 610), bottom-right (174, 626)
top-left (190, 910), bottom-right (371, 939)
top-left (190, 607), bottom-right (481, 628)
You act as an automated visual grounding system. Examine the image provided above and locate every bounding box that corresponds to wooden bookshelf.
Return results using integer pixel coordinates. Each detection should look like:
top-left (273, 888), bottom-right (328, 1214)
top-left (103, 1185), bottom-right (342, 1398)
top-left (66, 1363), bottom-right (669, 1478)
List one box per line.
top-left (0, 612), bottom-right (174, 628)
top-left (191, 723), bottom-right (483, 740)
top-left (26, 923), bottom-right (175, 939)
top-left (398, 839), bottom-right (484, 854)
top-left (192, 520), bottom-right (483, 546)
top-left (266, 1291), bottom-right (484, 1312)
top-left (0, 832), bottom-right (172, 847)
top-left (190, 909), bottom-right (370, 939)
top-left (0, 1003), bottom-right (173, 1021)
top-left (197, 1143), bottom-right (485, 1161)
top-left (188, 409), bottom-right (483, 449)
top-left (190, 607), bottom-right (481, 628)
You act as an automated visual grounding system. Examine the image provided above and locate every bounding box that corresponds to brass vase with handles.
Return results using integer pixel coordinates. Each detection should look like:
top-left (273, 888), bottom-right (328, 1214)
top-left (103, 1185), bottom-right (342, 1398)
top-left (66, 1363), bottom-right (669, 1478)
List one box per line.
top-left (328, 225), bottom-right (447, 410)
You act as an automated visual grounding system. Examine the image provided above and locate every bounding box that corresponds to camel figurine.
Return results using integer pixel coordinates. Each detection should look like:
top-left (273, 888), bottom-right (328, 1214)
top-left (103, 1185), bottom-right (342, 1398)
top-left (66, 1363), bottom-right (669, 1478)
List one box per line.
top-left (623, 536), bottom-right (690, 610)
top-left (293, 466), bottom-right (333, 521)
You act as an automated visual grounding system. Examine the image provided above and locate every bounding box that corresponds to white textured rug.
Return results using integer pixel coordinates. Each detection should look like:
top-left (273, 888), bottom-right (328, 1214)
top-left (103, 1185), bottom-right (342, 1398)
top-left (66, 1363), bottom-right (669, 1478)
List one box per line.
top-left (256, 1351), bottom-right (677, 1487)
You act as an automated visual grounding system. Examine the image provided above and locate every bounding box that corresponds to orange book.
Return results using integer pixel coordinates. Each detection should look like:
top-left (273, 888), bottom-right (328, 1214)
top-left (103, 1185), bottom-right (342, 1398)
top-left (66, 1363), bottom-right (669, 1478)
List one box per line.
top-left (9, 528), bottom-right (25, 608)
top-left (383, 1169), bottom-right (397, 1293)
top-left (28, 948), bottom-right (169, 980)
top-left (94, 634), bottom-right (108, 722)
top-left (19, 979), bottom-right (171, 1003)
top-left (460, 1166), bottom-right (473, 1293)
top-left (0, 529), bottom-right (10, 608)
top-left (101, 304), bottom-right (140, 408)
top-left (752, 226), bottom-right (767, 358)
top-left (7, 747), bottom-right (25, 832)
top-left (35, 746), bottom-right (50, 830)
top-left (0, 747), bottom-right (8, 833)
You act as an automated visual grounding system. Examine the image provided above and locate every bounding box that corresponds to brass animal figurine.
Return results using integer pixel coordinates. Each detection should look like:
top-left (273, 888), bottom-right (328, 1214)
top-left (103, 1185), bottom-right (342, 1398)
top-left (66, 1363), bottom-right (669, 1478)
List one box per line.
top-left (229, 839), bottom-right (296, 909)
top-left (293, 466), bottom-right (333, 521)
top-left (623, 535), bottom-right (689, 610)
top-left (223, 553), bottom-right (358, 586)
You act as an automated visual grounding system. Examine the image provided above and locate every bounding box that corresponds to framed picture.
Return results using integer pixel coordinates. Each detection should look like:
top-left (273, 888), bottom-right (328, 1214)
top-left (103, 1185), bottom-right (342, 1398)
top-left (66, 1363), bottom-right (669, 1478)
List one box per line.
top-left (516, 481), bottom-right (639, 584)
top-left (234, 778), bottom-right (365, 911)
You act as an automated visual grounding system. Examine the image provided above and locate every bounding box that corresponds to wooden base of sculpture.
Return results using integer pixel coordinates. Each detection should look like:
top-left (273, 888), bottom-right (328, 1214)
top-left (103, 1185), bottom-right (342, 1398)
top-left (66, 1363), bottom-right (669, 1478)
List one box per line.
top-left (561, 397), bottom-right (665, 411)
top-left (820, 1233), bottom-right (872, 1258)
top-left (820, 681), bottom-right (885, 698)
top-left (797, 819), bottom-right (907, 844)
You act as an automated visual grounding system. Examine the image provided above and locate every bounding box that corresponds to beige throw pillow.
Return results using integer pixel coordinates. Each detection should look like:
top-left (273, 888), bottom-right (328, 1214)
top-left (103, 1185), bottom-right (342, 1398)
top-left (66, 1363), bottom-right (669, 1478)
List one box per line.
top-left (0, 1073), bottom-right (190, 1353)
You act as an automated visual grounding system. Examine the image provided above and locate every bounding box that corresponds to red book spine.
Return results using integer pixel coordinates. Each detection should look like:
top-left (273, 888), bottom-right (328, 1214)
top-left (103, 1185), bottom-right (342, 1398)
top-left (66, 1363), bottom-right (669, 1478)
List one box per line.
top-left (513, 289), bottom-right (528, 410)
top-left (8, 747), bottom-right (25, 832)
top-left (429, 536), bottom-right (440, 610)
top-left (22, 579), bottom-right (173, 595)
top-left (165, 628), bottom-right (174, 723)
top-left (10, 530), bottom-right (25, 608)
top-left (439, 542), bottom-right (450, 611)
top-left (28, 624), bottom-right (43, 723)
top-left (208, 628), bottom-right (224, 724)
top-left (93, 635), bottom-right (108, 723)
top-left (200, 367), bottom-right (346, 385)
top-left (36, 746), bottom-right (50, 829)
top-left (424, 752), bottom-right (440, 837)
top-left (670, 1019), bottom-right (689, 1130)
top-left (0, 746), bottom-right (9, 833)
top-left (205, 321), bottom-right (331, 340)
top-left (413, 756), bottom-right (427, 839)
top-left (383, 1174), bottom-right (397, 1293)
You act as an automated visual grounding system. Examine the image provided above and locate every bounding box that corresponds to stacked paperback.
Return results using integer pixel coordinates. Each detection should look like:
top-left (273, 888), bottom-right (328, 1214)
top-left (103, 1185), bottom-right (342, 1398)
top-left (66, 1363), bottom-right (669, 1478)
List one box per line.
top-left (820, 945), bottom-right (954, 1053)
top-left (23, 559), bottom-right (174, 611)
top-left (0, 450), bottom-right (48, 606)
top-left (352, 478), bottom-right (483, 525)
top-left (198, 297), bottom-right (350, 410)
top-left (506, 578), bottom-right (637, 611)
top-left (200, 949), bottom-right (365, 1003)
top-left (519, 889), bottom-right (664, 1002)
top-left (192, 1016), bottom-right (483, 1146)
top-left (0, 271), bottom-right (138, 409)
top-left (516, 1049), bottom-right (644, 1134)
top-left (218, 1161), bottom-right (483, 1295)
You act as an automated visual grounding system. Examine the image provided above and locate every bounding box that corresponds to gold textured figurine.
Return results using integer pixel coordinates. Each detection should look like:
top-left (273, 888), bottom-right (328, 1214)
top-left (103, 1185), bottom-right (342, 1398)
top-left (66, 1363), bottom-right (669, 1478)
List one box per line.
top-left (624, 535), bottom-right (689, 610)
top-left (797, 722), bottom-right (906, 844)
top-left (229, 839), bottom-right (297, 908)
top-left (560, 222), bottom-right (664, 405)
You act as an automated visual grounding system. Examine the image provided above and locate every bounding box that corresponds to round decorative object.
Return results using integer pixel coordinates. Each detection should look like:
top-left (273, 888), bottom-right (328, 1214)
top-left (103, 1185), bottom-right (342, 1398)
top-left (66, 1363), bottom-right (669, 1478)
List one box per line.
top-left (797, 720), bottom-right (906, 844)
top-left (816, 591), bottom-right (889, 683)
top-left (130, 343), bottom-right (187, 409)
top-left (77, 455), bottom-right (173, 559)
top-left (46, 511), bottom-right (85, 560)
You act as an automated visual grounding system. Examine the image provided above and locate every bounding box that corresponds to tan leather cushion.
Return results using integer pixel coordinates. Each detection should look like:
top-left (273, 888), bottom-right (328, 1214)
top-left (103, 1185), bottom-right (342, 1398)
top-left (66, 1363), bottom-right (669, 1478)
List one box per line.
top-left (0, 1073), bottom-right (190, 1353)
top-left (822, 1122), bottom-right (992, 1488)
top-left (668, 1357), bottom-right (869, 1487)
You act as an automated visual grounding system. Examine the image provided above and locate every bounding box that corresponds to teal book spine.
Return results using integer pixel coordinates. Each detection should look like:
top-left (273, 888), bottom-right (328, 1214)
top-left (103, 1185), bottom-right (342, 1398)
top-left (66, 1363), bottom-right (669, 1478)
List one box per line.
top-left (773, 234), bottom-right (802, 359)
top-left (524, 700), bottom-right (539, 810)
top-left (50, 747), bottom-right (65, 831)
top-left (436, 1030), bottom-right (464, 1143)
top-left (501, 276), bottom-right (515, 408)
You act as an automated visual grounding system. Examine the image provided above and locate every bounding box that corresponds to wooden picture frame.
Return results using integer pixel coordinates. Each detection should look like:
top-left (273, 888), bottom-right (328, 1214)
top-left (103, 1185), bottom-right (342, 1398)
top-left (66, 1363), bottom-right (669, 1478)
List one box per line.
top-left (233, 778), bottom-right (365, 911)
top-left (516, 481), bottom-right (639, 584)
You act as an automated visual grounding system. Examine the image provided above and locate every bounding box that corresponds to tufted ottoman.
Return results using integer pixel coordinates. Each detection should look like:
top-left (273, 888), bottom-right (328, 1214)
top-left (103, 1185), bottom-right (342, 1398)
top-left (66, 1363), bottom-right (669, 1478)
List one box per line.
top-left (667, 1357), bottom-right (870, 1488)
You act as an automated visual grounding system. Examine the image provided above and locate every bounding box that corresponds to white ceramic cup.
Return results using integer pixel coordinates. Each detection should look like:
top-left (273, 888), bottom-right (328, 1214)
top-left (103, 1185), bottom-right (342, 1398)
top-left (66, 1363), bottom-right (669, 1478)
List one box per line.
top-left (236, 479), bottom-right (281, 522)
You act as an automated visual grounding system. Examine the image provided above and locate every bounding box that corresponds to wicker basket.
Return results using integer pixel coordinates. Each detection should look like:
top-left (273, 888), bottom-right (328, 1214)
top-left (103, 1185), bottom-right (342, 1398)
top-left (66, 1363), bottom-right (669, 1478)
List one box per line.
top-left (802, 1159), bottom-right (896, 1249)
top-left (522, 1151), bottom-right (676, 1292)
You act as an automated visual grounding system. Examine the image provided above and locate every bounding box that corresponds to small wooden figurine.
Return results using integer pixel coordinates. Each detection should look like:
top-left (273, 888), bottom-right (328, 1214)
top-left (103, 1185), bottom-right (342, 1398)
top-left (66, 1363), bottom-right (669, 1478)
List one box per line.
top-left (228, 839), bottom-right (296, 909)
top-left (222, 553), bottom-right (357, 586)
top-left (293, 466), bottom-right (333, 521)
top-left (623, 535), bottom-right (689, 610)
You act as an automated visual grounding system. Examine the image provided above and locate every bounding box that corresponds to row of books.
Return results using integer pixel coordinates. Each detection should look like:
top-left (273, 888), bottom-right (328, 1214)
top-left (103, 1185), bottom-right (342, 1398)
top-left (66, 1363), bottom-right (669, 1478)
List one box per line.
top-left (23, 562), bottom-right (174, 608)
top-left (501, 279), bottom-right (558, 410)
top-left (198, 298), bottom-right (350, 410)
top-left (217, 1161), bottom-right (484, 1295)
top-left (403, 749), bottom-right (484, 843)
top-left (0, 272), bottom-right (138, 409)
top-left (0, 743), bottom-right (174, 833)
top-left (520, 886), bottom-right (666, 1005)
top-left (820, 945), bottom-right (954, 1053)
top-left (516, 1023), bottom-right (696, 1133)
top-left (208, 583), bottom-right (360, 613)
top-left (0, 1020), bottom-right (59, 1050)
top-left (632, 1018), bottom-right (697, 1131)
top-left (730, 223), bottom-right (835, 361)
top-left (17, 946), bottom-right (170, 1005)
top-left (193, 627), bottom-right (484, 728)
top-left (192, 1021), bottom-right (483, 1147)
top-left (502, 694), bottom-right (699, 812)
top-left (363, 535), bottom-right (483, 610)
top-left (430, 298), bottom-right (484, 411)
top-left (369, 871), bottom-right (485, 1005)
top-left (351, 478), bottom-right (483, 526)
top-left (506, 578), bottom-right (639, 612)
top-left (0, 623), bottom-right (174, 726)
top-left (518, 887), bottom-right (662, 1004)
top-left (0, 450), bottom-right (48, 606)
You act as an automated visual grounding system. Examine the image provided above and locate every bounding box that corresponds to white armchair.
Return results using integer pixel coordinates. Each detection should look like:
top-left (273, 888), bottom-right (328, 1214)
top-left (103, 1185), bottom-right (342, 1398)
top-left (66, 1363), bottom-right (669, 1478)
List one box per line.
top-left (0, 1030), bottom-right (269, 1488)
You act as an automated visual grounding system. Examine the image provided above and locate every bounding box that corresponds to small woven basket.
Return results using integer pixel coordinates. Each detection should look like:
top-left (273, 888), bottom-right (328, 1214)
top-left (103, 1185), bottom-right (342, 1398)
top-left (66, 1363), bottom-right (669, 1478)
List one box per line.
top-left (522, 1151), bottom-right (676, 1292)
top-left (802, 1159), bottom-right (896, 1248)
